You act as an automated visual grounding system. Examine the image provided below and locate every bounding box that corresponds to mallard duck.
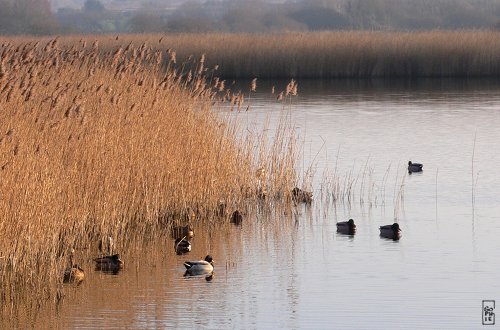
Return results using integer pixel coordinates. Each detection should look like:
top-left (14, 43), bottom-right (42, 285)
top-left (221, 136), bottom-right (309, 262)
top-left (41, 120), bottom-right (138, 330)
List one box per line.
top-left (63, 248), bottom-right (85, 283)
top-left (292, 187), bottom-right (313, 204)
top-left (175, 238), bottom-right (191, 255)
top-left (95, 237), bottom-right (124, 271)
top-left (94, 254), bottom-right (124, 271)
top-left (336, 219), bottom-right (356, 235)
top-left (379, 223), bottom-right (401, 240)
top-left (230, 210), bottom-right (243, 225)
top-left (184, 255), bottom-right (214, 276)
top-left (408, 161), bottom-right (423, 173)
top-left (171, 225), bottom-right (194, 239)
top-left (64, 265), bottom-right (85, 283)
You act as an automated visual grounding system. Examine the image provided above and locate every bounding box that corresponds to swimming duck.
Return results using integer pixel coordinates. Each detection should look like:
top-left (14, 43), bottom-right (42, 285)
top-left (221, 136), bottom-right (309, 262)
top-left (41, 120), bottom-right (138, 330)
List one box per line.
top-left (95, 236), bottom-right (124, 271)
top-left (292, 187), bottom-right (313, 204)
top-left (184, 255), bottom-right (214, 276)
top-left (63, 248), bottom-right (85, 283)
top-left (336, 219), bottom-right (356, 235)
top-left (171, 225), bottom-right (194, 239)
top-left (230, 210), bottom-right (243, 225)
top-left (94, 254), bottom-right (124, 271)
top-left (408, 161), bottom-right (423, 173)
top-left (175, 238), bottom-right (192, 255)
top-left (379, 223), bottom-right (401, 240)
top-left (64, 265), bottom-right (85, 283)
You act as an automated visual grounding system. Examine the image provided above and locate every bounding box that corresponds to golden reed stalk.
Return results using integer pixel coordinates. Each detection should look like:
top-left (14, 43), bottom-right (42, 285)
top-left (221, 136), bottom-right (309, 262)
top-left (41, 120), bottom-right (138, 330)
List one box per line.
top-left (0, 36), bottom-right (298, 308)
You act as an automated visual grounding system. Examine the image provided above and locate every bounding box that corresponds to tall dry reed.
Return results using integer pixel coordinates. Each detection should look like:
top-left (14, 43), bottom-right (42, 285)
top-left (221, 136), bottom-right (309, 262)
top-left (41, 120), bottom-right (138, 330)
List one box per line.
top-left (16, 30), bottom-right (499, 78)
top-left (0, 37), bottom-right (298, 310)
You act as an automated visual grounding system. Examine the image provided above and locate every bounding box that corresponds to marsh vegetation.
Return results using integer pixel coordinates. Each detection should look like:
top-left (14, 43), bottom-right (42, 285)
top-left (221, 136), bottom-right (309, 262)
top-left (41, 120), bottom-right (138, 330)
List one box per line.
top-left (15, 30), bottom-right (500, 79)
top-left (0, 36), bottom-right (298, 311)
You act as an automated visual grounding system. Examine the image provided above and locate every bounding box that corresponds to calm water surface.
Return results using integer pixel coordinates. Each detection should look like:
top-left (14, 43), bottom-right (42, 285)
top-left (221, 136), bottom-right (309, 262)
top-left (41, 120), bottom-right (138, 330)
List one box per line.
top-left (47, 79), bottom-right (500, 329)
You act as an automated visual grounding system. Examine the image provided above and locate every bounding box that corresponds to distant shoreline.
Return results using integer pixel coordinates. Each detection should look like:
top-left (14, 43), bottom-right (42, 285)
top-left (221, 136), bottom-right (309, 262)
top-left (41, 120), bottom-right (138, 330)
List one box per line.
top-left (2, 30), bottom-right (500, 79)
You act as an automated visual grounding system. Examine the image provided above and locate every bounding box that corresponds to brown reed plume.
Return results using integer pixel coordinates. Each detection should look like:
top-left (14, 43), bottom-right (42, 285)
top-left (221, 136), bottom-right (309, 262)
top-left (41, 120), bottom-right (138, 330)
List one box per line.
top-left (0, 37), bottom-right (298, 310)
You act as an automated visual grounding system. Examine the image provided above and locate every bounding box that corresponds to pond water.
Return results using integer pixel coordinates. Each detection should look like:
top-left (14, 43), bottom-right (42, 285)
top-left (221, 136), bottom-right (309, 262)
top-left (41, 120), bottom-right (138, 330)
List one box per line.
top-left (19, 79), bottom-right (500, 329)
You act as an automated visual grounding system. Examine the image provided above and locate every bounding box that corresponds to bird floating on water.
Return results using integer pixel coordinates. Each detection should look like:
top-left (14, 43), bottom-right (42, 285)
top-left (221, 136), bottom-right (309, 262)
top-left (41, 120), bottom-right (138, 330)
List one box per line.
top-left (231, 210), bottom-right (243, 225)
top-left (94, 236), bottom-right (124, 271)
top-left (175, 238), bottom-right (192, 255)
top-left (379, 223), bottom-right (401, 240)
top-left (64, 264), bottom-right (85, 284)
top-left (336, 219), bottom-right (356, 235)
top-left (94, 254), bottom-right (124, 271)
top-left (63, 248), bottom-right (85, 284)
top-left (408, 161), bottom-right (423, 173)
top-left (184, 255), bottom-right (214, 276)
top-left (292, 187), bottom-right (313, 204)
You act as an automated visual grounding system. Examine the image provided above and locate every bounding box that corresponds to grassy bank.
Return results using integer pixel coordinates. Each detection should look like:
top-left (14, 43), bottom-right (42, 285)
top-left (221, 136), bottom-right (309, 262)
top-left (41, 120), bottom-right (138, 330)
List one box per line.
top-left (0, 37), bottom-right (297, 307)
top-left (45, 30), bottom-right (500, 78)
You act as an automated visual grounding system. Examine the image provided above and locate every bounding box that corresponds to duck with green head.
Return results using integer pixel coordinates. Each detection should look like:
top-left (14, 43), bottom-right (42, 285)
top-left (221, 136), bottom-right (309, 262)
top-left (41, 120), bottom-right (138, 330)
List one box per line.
top-left (184, 255), bottom-right (214, 276)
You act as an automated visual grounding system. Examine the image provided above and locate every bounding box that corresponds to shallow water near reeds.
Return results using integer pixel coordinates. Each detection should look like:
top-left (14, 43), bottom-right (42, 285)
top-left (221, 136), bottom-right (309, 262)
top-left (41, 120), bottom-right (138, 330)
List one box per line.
top-left (14, 79), bottom-right (500, 329)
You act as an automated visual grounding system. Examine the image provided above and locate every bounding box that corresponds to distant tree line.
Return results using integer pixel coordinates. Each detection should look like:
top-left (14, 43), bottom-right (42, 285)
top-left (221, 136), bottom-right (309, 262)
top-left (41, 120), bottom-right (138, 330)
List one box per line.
top-left (0, 0), bottom-right (58, 35)
top-left (1, 0), bottom-right (500, 35)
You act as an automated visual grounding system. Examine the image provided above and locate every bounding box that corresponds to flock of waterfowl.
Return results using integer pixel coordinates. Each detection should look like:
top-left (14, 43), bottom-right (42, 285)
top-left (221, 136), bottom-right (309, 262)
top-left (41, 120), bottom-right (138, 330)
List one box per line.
top-left (63, 161), bottom-right (420, 284)
top-left (336, 160), bottom-right (423, 240)
top-left (63, 236), bottom-right (124, 284)
top-left (336, 219), bottom-right (402, 240)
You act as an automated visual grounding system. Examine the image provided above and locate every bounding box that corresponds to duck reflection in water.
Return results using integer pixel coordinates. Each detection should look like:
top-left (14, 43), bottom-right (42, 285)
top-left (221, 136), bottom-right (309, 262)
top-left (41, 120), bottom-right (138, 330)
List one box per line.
top-left (184, 271), bottom-right (214, 282)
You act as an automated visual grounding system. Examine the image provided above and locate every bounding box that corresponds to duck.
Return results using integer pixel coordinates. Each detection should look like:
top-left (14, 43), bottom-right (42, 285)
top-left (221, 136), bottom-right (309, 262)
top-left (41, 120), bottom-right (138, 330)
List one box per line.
top-left (171, 225), bottom-right (194, 239)
top-left (184, 255), bottom-right (214, 276)
top-left (336, 219), bottom-right (356, 235)
top-left (379, 223), bottom-right (401, 240)
top-left (63, 264), bottom-right (85, 284)
top-left (175, 238), bottom-right (191, 255)
top-left (94, 236), bottom-right (124, 271)
top-left (230, 210), bottom-right (243, 225)
top-left (63, 248), bottom-right (85, 284)
top-left (94, 254), bottom-right (124, 271)
top-left (292, 187), bottom-right (313, 204)
top-left (408, 161), bottom-right (423, 173)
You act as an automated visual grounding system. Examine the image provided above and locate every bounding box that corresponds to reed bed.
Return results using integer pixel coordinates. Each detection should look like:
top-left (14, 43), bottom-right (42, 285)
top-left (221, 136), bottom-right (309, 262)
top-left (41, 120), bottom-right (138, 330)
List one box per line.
top-left (9, 30), bottom-right (499, 78)
top-left (0, 37), bottom-right (298, 309)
